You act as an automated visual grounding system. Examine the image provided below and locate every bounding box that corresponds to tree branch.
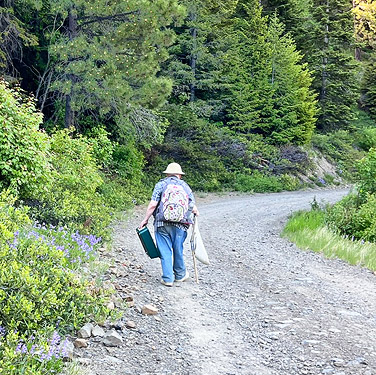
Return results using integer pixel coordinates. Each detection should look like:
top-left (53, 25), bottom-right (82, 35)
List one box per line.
top-left (79, 10), bottom-right (140, 26)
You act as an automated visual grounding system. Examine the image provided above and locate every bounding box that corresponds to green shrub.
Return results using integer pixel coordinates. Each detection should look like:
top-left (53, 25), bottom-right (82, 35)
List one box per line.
top-left (0, 192), bottom-right (30, 243)
top-left (279, 174), bottom-right (302, 191)
top-left (30, 129), bottom-right (112, 238)
top-left (231, 170), bottom-right (285, 193)
top-left (98, 174), bottom-right (148, 209)
top-left (0, 226), bottom-right (108, 334)
top-left (326, 193), bottom-right (376, 242)
top-left (325, 193), bottom-right (359, 237)
top-left (356, 127), bottom-right (376, 151)
top-left (0, 330), bottom-right (68, 375)
top-left (0, 81), bottom-right (50, 198)
top-left (357, 148), bottom-right (376, 199)
top-left (84, 126), bottom-right (114, 168)
top-left (111, 142), bottom-right (144, 181)
top-left (0, 195), bottom-right (110, 374)
top-left (312, 130), bottom-right (364, 180)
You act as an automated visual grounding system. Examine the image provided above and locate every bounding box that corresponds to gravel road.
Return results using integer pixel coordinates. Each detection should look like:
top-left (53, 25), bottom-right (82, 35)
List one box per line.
top-left (83, 188), bottom-right (376, 375)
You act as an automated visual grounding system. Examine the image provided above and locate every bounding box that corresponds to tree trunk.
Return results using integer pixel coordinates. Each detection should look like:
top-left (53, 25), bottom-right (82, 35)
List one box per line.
top-left (189, 10), bottom-right (197, 103)
top-left (320, 0), bottom-right (329, 103)
top-left (64, 6), bottom-right (77, 129)
top-left (352, 0), bottom-right (361, 61)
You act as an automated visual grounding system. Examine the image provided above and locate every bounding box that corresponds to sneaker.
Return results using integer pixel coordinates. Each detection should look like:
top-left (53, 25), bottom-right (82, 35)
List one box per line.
top-left (175, 271), bottom-right (189, 282)
top-left (160, 279), bottom-right (173, 287)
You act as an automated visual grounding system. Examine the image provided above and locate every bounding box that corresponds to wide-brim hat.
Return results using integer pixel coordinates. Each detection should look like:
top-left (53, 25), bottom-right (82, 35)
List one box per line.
top-left (163, 162), bottom-right (185, 175)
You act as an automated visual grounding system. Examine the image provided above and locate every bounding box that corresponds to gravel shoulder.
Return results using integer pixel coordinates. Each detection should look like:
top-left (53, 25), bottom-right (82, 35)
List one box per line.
top-left (82, 188), bottom-right (376, 375)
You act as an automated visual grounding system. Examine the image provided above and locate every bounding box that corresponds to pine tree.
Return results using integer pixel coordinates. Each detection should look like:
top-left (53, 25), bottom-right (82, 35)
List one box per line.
top-left (300, 0), bottom-right (359, 131)
top-left (225, 0), bottom-right (273, 133)
top-left (35, 0), bottom-right (185, 136)
top-left (267, 14), bottom-right (317, 143)
top-left (163, 0), bottom-right (237, 120)
top-left (362, 56), bottom-right (376, 118)
top-left (225, 3), bottom-right (317, 144)
top-left (261, 0), bottom-right (311, 52)
top-left (0, 0), bottom-right (39, 76)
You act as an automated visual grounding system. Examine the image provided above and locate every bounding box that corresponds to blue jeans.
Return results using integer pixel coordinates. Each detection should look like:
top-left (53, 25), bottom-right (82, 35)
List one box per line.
top-left (155, 225), bottom-right (187, 283)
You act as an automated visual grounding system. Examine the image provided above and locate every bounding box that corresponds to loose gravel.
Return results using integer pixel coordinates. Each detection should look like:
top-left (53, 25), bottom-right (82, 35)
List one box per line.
top-left (80, 188), bottom-right (376, 375)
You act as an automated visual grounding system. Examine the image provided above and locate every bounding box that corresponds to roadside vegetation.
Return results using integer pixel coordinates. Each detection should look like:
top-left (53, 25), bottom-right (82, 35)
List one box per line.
top-left (283, 148), bottom-right (376, 272)
top-left (1, 0), bottom-right (376, 373)
top-left (283, 206), bottom-right (376, 272)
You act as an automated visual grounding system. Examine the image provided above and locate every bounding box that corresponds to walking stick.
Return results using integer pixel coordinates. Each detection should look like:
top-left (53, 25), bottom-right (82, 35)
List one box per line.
top-left (190, 215), bottom-right (199, 284)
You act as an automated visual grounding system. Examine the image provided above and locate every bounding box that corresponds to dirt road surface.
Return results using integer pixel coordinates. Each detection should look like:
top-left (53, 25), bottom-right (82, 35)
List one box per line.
top-left (84, 188), bottom-right (376, 375)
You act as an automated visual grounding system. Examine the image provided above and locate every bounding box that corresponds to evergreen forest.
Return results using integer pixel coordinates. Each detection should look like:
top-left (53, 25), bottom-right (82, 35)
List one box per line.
top-left (1, 0), bottom-right (376, 373)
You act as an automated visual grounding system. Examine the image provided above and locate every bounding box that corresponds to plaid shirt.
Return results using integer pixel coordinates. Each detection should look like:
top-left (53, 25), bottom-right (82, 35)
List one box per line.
top-left (151, 177), bottom-right (195, 232)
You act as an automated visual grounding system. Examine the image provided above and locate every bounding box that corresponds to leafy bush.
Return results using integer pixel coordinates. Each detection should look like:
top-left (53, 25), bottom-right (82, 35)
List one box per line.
top-left (357, 148), bottom-right (376, 199)
top-left (111, 142), bottom-right (144, 181)
top-left (0, 330), bottom-right (69, 375)
top-left (84, 126), bottom-right (114, 168)
top-left (231, 170), bottom-right (285, 193)
top-left (0, 194), bottom-right (110, 374)
top-left (356, 127), bottom-right (376, 152)
top-left (30, 129), bottom-right (112, 238)
top-left (0, 81), bottom-right (50, 198)
top-left (326, 149), bottom-right (376, 242)
top-left (325, 193), bottom-right (360, 237)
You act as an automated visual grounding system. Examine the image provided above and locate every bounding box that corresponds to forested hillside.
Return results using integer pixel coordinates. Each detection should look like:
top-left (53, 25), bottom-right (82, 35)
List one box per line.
top-left (1, 0), bottom-right (375, 195)
top-left (1, 1), bottom-right (376, 373)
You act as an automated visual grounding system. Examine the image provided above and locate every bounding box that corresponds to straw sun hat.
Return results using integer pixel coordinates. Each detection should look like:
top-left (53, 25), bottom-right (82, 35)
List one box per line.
top-left (163, 162), bottom-right (185, 175)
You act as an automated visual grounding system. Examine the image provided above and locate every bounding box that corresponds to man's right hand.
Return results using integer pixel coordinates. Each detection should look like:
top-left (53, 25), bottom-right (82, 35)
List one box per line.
top-left (139, 219), bottom-right (148, 229)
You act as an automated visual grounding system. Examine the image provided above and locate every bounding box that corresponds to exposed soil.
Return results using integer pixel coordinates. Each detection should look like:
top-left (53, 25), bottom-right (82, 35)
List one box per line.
top-left (79, 188), bottom-right (376, 375)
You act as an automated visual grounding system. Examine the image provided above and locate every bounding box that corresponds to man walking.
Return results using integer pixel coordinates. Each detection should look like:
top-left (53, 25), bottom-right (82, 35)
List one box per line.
top-left (139, 162), bottom-right (199, 286)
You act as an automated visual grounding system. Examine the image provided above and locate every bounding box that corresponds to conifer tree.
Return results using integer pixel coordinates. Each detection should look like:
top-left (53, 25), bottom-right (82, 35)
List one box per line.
top-left (225, 3), bottom-right (317, 144)
top-left (37, 0), bottom-right (185, 137)
top-left (261, 0), bottom-right (311, 52)
top-left (0, 0), bottom-right (39, 76)
top-left (225, 0), bottom-right (273, 133)
top-left (353, 0), bottom-right (376, 49)
top-left (300, 0), bottom-right (359, 131)
top-left (362, 56), bottom-right (376, 118)
top-left (163, 0), bottom-right (237, 119)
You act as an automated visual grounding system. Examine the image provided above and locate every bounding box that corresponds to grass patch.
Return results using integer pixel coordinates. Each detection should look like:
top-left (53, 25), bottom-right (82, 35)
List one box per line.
top-left (283, 210), bottom-right (376, 271)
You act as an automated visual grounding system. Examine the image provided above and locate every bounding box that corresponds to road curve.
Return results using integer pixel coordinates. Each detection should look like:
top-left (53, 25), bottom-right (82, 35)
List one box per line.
top-left (86, 188), bottom-right (376, 375)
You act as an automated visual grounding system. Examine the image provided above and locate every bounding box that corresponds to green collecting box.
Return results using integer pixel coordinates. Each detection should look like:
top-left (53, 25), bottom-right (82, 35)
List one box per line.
top-left (136, 226), bottom-right (161, 259)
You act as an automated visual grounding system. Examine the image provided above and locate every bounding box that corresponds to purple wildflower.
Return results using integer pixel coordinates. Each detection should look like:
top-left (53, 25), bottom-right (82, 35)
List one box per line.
top-left (15, 342), bottom-right (23, 354)
top-left (49, 331), bottom-right (60, 346)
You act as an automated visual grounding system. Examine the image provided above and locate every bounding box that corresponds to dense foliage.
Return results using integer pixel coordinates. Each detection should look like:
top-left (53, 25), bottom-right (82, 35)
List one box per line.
top-left (1, 1), bottom-right (376, 372)
top-left (0, 81), bottom-right (49, 198)
top-left (326, 148), bottom-right (376, 242)
top-left (0, 193), bottom-right (111, 374)
top-left (1, 0), bottom-right (375, 190)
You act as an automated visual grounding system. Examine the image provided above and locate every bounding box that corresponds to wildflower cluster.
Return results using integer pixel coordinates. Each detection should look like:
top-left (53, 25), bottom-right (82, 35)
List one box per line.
top-left (15, 331), bottom-right (70, 362)
top-left (317, 177), bottom-right (326, 186)
top-left (14, 222), bottom-right (102, 268)
top-left (0, 188), bottom-right (111, 375)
